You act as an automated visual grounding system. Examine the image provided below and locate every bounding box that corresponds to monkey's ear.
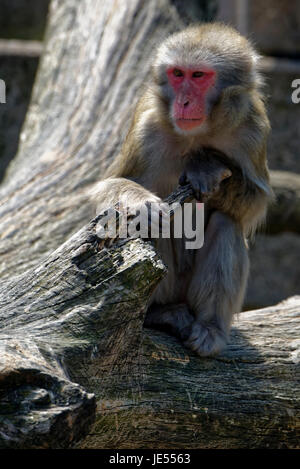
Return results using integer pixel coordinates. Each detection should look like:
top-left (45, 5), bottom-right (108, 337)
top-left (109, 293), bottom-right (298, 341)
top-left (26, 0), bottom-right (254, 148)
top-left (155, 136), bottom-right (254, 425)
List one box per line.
top-left (212, 85), bottom-right (250, 129)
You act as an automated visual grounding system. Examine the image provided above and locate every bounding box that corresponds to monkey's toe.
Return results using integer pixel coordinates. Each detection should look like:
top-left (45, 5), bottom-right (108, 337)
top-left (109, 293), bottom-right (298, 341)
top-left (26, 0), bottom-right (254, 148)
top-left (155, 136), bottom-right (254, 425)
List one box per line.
top-left (184, 322), bottom-right (227, 357)
top-left (144, 303), bottom-right (194, 339)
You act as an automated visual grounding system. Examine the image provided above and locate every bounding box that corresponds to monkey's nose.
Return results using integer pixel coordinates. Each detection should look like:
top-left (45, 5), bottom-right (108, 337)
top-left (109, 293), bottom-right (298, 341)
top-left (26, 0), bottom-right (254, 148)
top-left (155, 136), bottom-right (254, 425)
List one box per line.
top-left (184, 101), bottom-right (189, 107)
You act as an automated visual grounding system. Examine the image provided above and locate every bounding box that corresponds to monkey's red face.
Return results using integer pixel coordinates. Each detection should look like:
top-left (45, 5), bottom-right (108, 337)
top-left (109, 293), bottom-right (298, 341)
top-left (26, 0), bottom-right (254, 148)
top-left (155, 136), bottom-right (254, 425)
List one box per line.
top-left (167, 66), bottom-right (216, 132)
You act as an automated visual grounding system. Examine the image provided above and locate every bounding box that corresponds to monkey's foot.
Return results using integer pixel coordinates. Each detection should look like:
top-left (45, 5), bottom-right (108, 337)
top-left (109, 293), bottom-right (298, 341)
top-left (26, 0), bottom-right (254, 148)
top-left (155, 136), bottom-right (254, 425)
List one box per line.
top-left (144, 303), bottom-right (194, 339)
top-left (183, 322), bottom-right (227, 357)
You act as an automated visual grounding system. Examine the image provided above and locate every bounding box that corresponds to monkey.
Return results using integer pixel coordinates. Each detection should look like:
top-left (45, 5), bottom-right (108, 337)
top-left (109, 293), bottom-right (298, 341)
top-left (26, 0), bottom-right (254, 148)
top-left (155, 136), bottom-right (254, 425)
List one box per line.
top-left (93, 23), bottom-right (272, 356)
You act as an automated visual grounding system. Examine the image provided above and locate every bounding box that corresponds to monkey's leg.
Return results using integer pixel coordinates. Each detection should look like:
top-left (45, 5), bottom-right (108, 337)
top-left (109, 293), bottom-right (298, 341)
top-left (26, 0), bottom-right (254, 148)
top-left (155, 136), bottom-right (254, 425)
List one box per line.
top-left (185, 211), bottom-right (249, 357)
top-left (144, 237), bottom-right (195, 339)
top-left (144, 303), bottom-right (194, 339)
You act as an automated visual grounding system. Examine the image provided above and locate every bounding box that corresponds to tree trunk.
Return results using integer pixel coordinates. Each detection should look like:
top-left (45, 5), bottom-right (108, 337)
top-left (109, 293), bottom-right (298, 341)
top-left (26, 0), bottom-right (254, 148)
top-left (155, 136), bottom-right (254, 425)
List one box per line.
top-left (0, 0), bottom-right (215, 280)
top-left (0, 0), bottom-right (299, 449)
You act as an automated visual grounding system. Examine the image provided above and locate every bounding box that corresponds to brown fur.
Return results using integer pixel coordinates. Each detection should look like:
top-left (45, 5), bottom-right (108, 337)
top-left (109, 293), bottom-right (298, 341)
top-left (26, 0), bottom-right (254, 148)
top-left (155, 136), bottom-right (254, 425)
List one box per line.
top-left (94, 23), bottom-right (272, 356)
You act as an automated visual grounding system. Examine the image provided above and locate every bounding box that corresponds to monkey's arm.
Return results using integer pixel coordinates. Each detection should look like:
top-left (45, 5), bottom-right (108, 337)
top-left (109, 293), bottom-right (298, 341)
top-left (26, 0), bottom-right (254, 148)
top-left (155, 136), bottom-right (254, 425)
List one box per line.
top-left (179, 149), bottom-right (232, 202)
top-left (208, 164), bottom-right (270, 233)
top-left (91, 176), bottom-right (169, 239)
top-left (92, 177), bottom-right (160, 212)
top-left (179, 148), bottom-right (271, 234)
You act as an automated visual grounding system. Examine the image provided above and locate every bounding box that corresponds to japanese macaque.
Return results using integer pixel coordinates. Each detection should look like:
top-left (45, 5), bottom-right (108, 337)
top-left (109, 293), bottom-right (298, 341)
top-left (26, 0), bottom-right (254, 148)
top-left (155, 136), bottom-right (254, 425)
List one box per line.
top-left (93, 23), bottom-right (272, 356)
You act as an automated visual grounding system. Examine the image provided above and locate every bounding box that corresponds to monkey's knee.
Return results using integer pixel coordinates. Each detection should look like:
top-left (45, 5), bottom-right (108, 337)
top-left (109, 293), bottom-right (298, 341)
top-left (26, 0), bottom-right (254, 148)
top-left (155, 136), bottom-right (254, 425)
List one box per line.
top-left (183, 321), bottom-right (227, 357)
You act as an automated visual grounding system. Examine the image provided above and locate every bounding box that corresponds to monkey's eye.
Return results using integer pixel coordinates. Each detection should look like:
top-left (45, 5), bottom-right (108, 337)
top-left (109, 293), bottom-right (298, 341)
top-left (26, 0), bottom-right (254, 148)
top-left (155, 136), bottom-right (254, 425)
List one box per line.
top-left (173, 68), bottom-right (184, 77)
top-left (192, 71), bottom-right (205, 78)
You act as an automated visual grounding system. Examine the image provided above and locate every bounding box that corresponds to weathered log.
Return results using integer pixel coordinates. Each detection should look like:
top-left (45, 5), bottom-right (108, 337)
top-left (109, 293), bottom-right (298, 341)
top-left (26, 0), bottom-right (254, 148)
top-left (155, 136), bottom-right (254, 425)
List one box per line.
top-left (0, 0), bottom-right (299, 450)
top-left (1, 185), bottom-right (299, 448)
top-left (82, 296), bottom-right (300, 449)
top-left (0, 213), bottom-right (166, 448)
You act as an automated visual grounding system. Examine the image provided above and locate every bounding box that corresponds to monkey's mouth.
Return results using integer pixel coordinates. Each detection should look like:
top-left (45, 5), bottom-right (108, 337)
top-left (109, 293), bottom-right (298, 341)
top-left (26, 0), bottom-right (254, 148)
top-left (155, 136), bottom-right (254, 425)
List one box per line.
top-left (175, 118), bottom-right (205, 131)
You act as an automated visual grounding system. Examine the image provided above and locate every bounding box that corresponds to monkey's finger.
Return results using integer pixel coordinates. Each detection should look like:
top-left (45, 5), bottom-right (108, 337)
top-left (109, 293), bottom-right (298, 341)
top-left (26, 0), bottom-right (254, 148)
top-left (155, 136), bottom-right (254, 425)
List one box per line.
top-left (190, 177), bottom-right (209, 201)
top-left (194, 188), bottom-right (205, 202)
top-left (206, 168), bottom-right (232, 193)
top-left (189, 180), bottom-right (201, 200)
top-left (179, 172), bottom-right (187, 186)
top-left (220, 168), bottom-right (232, 181)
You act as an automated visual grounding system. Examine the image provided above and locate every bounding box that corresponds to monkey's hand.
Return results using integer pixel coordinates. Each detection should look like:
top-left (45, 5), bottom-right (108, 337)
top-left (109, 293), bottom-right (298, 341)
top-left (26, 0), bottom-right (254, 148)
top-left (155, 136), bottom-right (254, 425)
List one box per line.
top-left (92, 179), bottom-right (171, 242)
top-left (179, 154), bottom-right (232, 202)
top-left (121, 195), bottom-right (170, 239)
